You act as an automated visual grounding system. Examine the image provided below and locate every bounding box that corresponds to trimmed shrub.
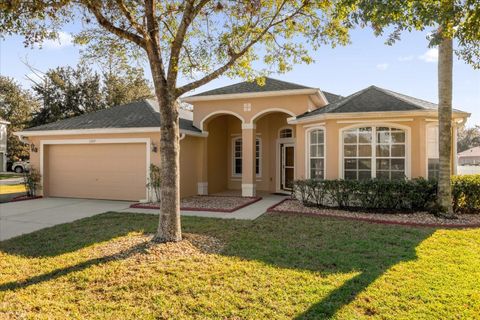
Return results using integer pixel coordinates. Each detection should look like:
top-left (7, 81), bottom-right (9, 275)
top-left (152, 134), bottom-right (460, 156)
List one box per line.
top-left (451, 175), bottom-right (480, 213)
top-left (292, 176), bottom-right (480, 214)
top-left (292, 178), bottom-right (438, 213)
top-left (147, 164), bottom-right (161, 202)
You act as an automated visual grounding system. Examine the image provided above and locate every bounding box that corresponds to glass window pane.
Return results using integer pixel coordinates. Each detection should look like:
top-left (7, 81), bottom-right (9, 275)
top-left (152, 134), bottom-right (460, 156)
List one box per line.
top-left (377, 131), bottom-right (390, 144)
top-left (358, 145), bottom-right (372, 157)
top-left (391, 145), bottom-right (405, 157)
top-left (358, 171), bottom-right (372, 180)
top-left (310, 159), bottom-right (324, 179)
top-left (310, 131), bottom-right (317, 144)
top-left (376, 159), bottom-right (390, 170)
top-left (318, 144), bottom-right (324, 157)
top-left (391, 171), bottom-right (405, 180)
top-left (377, 171), bottom-right (390, 180)
top-left (343, 131), bottom-right (357, 143)
top-left (344, 145), bottom-right (357, 157)
top-left (359, 131), bottom-right (372, 143)
top-left (391, 132), bottom-right (405, 143)
top-left (344, 170), bottom-right (357, 180)
top-left (391, 159), bottom-right (405, 170)
top-left (359, 159), bottom-right (371, 170)
top-left (344, 159), bottom-right (357, 170)
top-left (376, 144), bottom-right (390, 157)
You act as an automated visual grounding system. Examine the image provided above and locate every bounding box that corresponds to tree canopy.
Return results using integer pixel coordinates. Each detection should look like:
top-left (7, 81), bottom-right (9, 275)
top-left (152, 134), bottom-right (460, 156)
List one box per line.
top-left (0, 76), bottom-right (39, 161)
top-left (29, 63), bottom-right (152, 127)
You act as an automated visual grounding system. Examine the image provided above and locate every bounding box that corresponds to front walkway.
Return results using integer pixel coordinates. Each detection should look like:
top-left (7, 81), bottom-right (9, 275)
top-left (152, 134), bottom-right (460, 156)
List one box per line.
top-left (123, 192), bottom-right (288, 220)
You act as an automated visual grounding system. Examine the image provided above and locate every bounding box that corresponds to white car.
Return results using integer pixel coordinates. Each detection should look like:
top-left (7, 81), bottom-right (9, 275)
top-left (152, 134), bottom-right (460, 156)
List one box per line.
top-left (11, 160), bottom-right (30, 173)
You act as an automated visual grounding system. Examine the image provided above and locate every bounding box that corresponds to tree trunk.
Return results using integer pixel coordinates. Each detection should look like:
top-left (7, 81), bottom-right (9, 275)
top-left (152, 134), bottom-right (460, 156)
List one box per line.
top-left (148, 57), bottom-right (182, 242)
top-left (437, 36), bottom-right (454, 215)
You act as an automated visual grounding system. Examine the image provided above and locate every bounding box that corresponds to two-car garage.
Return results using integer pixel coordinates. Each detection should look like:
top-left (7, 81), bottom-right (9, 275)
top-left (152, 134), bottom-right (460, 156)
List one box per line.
top-left (42, 141), bottom-right (148, 201)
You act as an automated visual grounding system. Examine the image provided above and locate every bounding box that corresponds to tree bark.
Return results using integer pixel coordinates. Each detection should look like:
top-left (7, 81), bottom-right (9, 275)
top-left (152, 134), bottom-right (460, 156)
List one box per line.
top-left (147, 50), bottom-right (182, 243)
top-left (437, 36), bottom-right (454, 215)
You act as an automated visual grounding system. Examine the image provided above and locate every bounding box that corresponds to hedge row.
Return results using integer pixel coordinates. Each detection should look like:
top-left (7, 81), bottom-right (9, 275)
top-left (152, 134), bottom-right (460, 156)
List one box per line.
top-left (292, 175), bottom-right (480, 214)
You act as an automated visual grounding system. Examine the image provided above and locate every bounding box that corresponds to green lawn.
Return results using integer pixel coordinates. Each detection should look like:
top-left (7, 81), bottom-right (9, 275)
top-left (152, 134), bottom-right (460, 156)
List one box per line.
top-left (0, 213), bottom-right (479, 319)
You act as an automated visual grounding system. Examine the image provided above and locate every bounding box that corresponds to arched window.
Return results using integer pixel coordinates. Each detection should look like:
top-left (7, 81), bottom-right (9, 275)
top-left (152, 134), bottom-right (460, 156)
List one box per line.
top-left (232, 137), bottom-right (261, 177)
top-left (307, 128), bottom-right (325, 179)
top-left (342, 126), bottom-right (407, 180)
top-left (279, 127), bottom-right (293, 138)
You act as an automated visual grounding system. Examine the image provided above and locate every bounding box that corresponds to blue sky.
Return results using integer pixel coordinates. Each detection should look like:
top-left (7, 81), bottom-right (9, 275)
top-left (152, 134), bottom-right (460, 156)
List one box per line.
top-left (1, 27), bottom-right (478, 126)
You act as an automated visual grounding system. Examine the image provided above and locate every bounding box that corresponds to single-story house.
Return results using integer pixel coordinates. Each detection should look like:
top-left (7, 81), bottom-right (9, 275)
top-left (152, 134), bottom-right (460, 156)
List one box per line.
top-left (0, 118), bottom-right (9, 172)
top-left (15, 78), bottom-right (470, 201)
top-left (458, 146), bottom-right (480, 166)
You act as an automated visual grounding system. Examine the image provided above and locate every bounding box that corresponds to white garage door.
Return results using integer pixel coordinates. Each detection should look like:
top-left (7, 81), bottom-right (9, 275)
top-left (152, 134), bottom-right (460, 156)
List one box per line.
top-left (44, 143), bottom-right (147, 201)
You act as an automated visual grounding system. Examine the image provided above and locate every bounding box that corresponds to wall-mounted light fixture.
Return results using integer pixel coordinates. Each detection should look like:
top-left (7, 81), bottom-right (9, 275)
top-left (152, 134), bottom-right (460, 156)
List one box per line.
top-left (30, 144), bottom-right (38, 153)
top-left (151, 142), bottom-right (158, 153)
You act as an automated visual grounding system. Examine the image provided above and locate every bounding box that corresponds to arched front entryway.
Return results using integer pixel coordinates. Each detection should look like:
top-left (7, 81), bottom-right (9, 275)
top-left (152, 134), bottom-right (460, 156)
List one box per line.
top-left (200, 113), bottom-right (243, 195)
top-left (250, 110), bottom-right (296, 194)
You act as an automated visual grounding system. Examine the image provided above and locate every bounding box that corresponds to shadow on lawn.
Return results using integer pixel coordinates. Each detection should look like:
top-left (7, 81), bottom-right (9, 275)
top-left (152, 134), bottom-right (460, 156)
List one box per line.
top-left (0, 211), bottom-right (436, 318)
top-left (192, 213), bottom-right (436, 319)
top-left (0, 212), bottom-right (158, 258)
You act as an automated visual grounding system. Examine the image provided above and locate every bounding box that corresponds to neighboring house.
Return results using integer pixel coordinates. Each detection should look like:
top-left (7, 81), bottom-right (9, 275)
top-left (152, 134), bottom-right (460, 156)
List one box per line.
top-left (458, 146), bottom-right (480, 165)
top-left (0, 118), bottom-right (9, 172)
top-left (15, 78), bottom-right (470, 201)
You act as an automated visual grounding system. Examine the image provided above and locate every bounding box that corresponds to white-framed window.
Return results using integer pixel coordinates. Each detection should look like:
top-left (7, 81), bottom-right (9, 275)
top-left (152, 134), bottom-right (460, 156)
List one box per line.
top-left (232, 137), bottom-right (261, 177)
top-left (342, 126), bottom-right (407, 180)
top-left (307, 128), bottom-right (325, 179)
top-left (279, 127), bottom-right (293, 138)
top-left (426, 125), bottom-right (439, 179)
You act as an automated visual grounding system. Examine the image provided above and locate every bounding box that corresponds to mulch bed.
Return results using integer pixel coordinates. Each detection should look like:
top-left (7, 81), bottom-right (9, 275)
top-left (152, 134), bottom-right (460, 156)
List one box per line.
top-left (8, 195), bottom-right (43, 203)
top-left (268, 199), bottom-right (480, 228)
top-left (131, 195), bottom-right (262, 213)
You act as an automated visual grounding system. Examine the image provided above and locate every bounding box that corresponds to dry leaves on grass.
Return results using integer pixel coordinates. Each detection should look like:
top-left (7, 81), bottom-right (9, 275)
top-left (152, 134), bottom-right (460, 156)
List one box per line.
top-left (91, 233), bottom-right (225, 264)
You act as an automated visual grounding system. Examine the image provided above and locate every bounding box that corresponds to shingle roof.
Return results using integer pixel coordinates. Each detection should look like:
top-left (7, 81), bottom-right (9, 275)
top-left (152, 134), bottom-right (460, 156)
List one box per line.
top-left (24, 100), bottom-right (200, 133)
top-left (297, 85), bottom-right (463, 119)
top-left (189, 77), bottom-right (313, 97)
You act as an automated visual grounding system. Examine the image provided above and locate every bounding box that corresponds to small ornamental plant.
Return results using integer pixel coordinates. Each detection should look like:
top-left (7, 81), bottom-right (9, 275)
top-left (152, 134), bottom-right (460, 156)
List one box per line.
top-left (23, 168), bottom-right (42, 197)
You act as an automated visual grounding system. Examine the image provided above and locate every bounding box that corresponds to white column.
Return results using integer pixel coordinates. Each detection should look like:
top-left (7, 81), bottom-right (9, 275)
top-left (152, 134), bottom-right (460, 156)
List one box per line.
top-left (241, 123), bottom-right (256, 197)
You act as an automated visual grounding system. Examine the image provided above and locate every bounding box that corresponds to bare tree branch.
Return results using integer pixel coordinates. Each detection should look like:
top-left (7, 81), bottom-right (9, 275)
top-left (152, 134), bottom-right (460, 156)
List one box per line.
top-left (145, 0), bottom-right (167, 87)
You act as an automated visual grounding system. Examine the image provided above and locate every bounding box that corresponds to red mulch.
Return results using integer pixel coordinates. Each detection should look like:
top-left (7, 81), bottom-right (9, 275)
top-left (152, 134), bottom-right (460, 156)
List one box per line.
top-left (9, 195), bottom-right (43, 203)
top-left (130, 195), bottom-right (262, 213)
top-left (267, 199), bottom-right (480, 229)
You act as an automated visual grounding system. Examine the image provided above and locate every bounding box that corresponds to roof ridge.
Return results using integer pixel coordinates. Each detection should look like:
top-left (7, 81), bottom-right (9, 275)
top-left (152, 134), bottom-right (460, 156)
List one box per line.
top-left (372, 86), bottom-right (434, 109)
top-left (324, 86), bottom-right (372, 112)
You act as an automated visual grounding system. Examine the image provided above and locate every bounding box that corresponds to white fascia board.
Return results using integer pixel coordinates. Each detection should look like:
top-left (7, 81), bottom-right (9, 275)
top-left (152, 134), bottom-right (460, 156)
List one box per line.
top-left (181, 88), bottom-right (319, 102)
top-left (14, 127), bottom-right (208, 138)
top-left (288, 110), bottom-right (470, 125)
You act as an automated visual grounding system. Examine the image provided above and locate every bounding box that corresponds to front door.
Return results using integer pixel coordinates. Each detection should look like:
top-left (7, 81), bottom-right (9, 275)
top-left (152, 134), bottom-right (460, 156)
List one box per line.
top-left (280, 143), bottom-right (295, 191)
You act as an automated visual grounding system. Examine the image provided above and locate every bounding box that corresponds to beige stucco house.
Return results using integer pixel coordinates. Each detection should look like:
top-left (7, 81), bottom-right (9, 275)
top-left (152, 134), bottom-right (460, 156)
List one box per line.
top-left (15, 78), bottom-right (470, 201)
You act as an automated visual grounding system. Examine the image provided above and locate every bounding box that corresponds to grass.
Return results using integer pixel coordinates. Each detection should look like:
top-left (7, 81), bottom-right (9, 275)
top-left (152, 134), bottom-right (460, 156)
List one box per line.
top-left (0, 184), bottom-right (26, 195)
top-left (0, 213), bottom-right (479, 319)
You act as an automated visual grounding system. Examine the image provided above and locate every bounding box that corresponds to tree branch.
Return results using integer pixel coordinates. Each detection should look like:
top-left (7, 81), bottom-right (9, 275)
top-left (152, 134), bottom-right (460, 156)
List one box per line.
top-left (176, 0), bottom-right (305, 96)
top-left (84, 2), bottom-right (146, 49)
top-left (167, 0), bottom-right (211, 86)
top-left (115, 0), bottom-right (146, 36)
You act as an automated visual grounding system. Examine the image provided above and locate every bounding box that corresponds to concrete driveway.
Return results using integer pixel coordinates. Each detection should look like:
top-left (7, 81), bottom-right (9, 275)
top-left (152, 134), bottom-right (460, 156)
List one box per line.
top-left (0, 198), bottom-right (132, 241)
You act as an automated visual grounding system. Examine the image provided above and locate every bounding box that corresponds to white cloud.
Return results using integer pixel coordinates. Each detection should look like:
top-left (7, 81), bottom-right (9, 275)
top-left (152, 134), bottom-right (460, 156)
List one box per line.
top-left (398, 55), bottom-right (414, 62)
top-left (419, 48), bottom-right (438, 63)
top-left (376, 63), bottom-right (389, 71)
top-left (41, 31), bottom-right (73, 49)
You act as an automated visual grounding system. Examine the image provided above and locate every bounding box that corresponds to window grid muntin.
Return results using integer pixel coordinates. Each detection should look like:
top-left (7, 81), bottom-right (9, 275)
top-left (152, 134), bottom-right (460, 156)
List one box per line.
top-left (232, 137), bottom-right (261, 177)
top-left (309, 129), bottom-right (325, 180)
top-left (343, 126), bottom-right (406, 180)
